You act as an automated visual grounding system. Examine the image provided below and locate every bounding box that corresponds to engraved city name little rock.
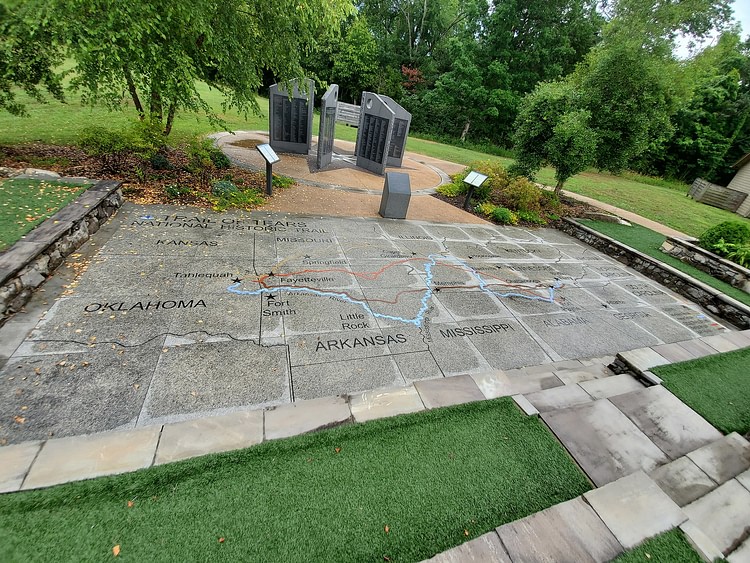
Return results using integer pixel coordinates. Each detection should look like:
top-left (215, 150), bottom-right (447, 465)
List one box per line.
top-left (340, 312), bottom-right (370, 330)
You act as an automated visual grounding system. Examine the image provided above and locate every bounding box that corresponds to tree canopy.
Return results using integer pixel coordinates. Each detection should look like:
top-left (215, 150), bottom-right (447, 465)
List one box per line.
top-left (3, 0), bottom-right (353, 133)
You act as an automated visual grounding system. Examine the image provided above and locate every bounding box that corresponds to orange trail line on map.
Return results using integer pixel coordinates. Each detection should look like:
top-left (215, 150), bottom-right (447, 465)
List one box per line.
top-left (247, 257), bottom-right (554, 306)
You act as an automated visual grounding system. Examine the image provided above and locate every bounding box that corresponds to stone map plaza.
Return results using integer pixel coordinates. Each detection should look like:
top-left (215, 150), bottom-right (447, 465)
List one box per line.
top-left (0, 203), bottom-right (727, 444)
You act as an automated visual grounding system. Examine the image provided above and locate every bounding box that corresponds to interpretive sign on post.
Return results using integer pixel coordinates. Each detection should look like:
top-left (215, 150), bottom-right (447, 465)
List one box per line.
top-left (316, 84), bottom-right (339, 169)
top-left (380, 95), bottom-right (412, 168)
top-left (355, 92), bottom-right (395, 176)
top-left (256, 143), bottom-right (279, 196)
top-left (269, 78), bottom-right (314, 155)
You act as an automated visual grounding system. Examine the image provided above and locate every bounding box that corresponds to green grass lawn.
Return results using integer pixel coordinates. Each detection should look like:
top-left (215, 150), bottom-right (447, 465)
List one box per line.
top-left (0, 178), bottom-right (89, 251)
top-left (652, 348), bottom-right (750, 435)
top-left (578, 219), bottom-right (750, 308)
top-left (613, 529), bottom-right (703, 562)
top-left (0, 398), bottom-right (590, 562)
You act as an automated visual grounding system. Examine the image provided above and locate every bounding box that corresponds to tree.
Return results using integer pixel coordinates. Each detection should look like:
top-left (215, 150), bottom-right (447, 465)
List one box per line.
top-left (0, 1), bottom-right (64, 115)
top-left (39, 0), bottom-right (353, 135)
top-left (512, 81), bottom-right (596, 193)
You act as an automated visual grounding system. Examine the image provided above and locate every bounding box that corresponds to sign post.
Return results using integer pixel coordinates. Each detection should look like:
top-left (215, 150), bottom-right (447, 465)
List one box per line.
top-left (256, 143), bottom-right (280, 196)
top-left (462, 171), bottom-right (490, 211)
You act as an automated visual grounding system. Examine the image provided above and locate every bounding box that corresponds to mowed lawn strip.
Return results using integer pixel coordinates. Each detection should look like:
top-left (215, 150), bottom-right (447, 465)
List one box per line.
top-left (578, 219), bottom-right (750, 308)
top-left (0, 178), bottom-right (89, 251)
top-left (0, 398), bottom-right (590, 562)
top-left (652, 348), bottom-right (750, 435)
top-left (612, 529), bottom-right (703, 562)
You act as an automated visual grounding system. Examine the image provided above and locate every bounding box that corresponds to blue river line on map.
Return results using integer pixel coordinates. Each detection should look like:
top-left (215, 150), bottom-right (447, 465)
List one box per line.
top-left (227, 254), bottom-right (561, 328)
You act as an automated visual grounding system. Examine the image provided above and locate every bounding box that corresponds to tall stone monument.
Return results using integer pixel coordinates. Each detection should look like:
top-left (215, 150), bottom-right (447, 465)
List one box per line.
top-left (380, 95), bottom-right (412, 168)
top-left (269, 78), bottom-right (314, 155)
top-left (316, 84), bottom-right (338, 169)
top-left (355, 92), bottom-right (395, 176)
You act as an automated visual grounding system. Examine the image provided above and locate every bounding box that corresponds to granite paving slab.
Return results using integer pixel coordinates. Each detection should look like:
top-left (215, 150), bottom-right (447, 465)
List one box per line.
top-left (3, 204), bottom-right (730, 442)
top-left (414, 374), bottom-right (485, 408)
top-left (609, 386), bottom-right (722, 460)
top-left (683, 479), bottom-right (750, 555)
top-left (524, 384), bottom-right (593, 413)
top-left (702, 333), bottom-right (742, 353)
top-left (541, 400), bottom-right (669, 486)
top-left (470, 370), bottom-right (563, 400)
top-left (424, 532), bottom-right (511, 562)
top-left (0, 441), bottom-right (41, 493)
top-left (154, 410), bottom-right (263, 464)
top-left (649, 456), bottom-right (718, 507)
top-left (686, 433), bottom-right (750, 485)
top-left (584, 471), bottom-right (687, 549)
top-left (23, 426), bottom-right (161, 490)
top-left (579, 373), bottom-right (645, 399)
top-left (264, 396), bottom-right (352, 440)
top-left (651, 342), bottom-right (701, 363)
top-left (738, 468), bottom-right (750, 492)
top-left (495, 497), bottom-right (623, 562)
top-left (617, 348), bottom-right (670, 374)
top-left (349, 385), bottom-right (425, 422)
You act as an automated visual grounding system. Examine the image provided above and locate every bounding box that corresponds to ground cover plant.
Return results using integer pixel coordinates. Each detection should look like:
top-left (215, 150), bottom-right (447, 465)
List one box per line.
top-left (578, 219), bottom-right (750, 308)
top-left (0, 398), bottom-right (591, 562)
top-left (0, 178), bottom-right (88, 251)
top-left (436, 161), bottom-right (567, 227)
top-left (612, 529), bottom-right (703, 562)
top-left (652, 348), bottom-right (750, 435)
top-left (698, 221), bottom-right (750, 268)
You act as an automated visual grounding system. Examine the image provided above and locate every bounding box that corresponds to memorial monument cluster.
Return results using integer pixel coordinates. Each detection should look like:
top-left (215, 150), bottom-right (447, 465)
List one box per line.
top-left (268, 79), bottom-right (412, 176)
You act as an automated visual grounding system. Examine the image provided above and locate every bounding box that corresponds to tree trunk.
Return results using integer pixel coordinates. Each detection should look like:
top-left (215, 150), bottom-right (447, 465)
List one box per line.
top-left (460, 120), bottom-right (470, 142)
top-left (164, 103), bottom-right (176, 136)
top-left (124, 68), bottom-right (145, 119)
top-left (149, 88), bottom-right (163, 122)
top-left (554, 179), bottom-right (565, 196)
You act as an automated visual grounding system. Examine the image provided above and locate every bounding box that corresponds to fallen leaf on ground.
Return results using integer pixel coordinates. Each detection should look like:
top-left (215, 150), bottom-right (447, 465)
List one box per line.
top-left (112, 545), bottom-right (120, 557)
top-left (334, 447), bottom-right (341, 454)
top-left (384, 525), bottom-right (390, 533)
top-left (13, 416), bottom-right (25, 424)
top-left (218, 538), bottom-right (225, 543)
top-left (127, 500), bottom-right (134, 508)
top-left (464, 529), bottom-right (469, 536)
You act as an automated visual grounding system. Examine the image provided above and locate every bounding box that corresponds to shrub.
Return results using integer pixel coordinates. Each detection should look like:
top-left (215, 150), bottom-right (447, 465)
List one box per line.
top-left (475, 202), bottom-right (498, 217)
top-left (453, 161), bottom-right (511, 203)
top-left (272, 174), bottom-right (295, 189)
top-left (500, 177), bottom-right (543, 213)
top-left (210, 187), bottom-right (265, 211)
top-left (211, 180), bottom-right (238, 197)
top-left (517, 210), bottom-right (546, 225)
top-left (436, 183), bottom-right (464, 197)
top-left (210, 150), bottom-right (231, 169)
top-left (165, 184), bottom-right (191, 198)
top-left (491, 206), bottom-right (518, 225)
top-left (540, 189), bottom-right (562, 212)
top-left (712, 239), bottom-right (750, 268)
top-left (699, 221), bottom-right (750, 252)
top-left (150, 153), bottom-right (172, 170)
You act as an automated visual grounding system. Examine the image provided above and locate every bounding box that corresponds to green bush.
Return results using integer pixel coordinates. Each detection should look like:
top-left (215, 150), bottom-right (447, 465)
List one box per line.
top-left (712, 239), bottom-right (750, 268)
top-left (699, 221), bottom-right (750, 251)
top-left (452, 161), bottom-right (511, 203)
top-left (517, 210), bottom-right (546, 225)
top-left (272, 174), bottom-right (295, 189)
top-left (436, 183), bottom-right (464, 197)
top-left (540, 189), bottom-right (562, 212)
top-left (475, 202), bottom-right (498, 217)
top-left (211, 180), bottom-right (238, 197)
top-left (498, 177), bottom-right (543, 213)
top-left (491, 206), bottom-right (518, 225)
top-left (210, 187), bottom-right (265, 211)
top-left (210, 150), bottom-right (231, 169)
top-left (164, 184), bottom-right (191, 198)
top-left (78, 126), bottom-right (136, 157)
top-left (150, 153), bottom-right (172, 170)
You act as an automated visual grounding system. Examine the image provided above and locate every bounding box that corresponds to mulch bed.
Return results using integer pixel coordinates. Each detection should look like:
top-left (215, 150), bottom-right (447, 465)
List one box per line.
top-left (0, 143), bottom-right (269, 207)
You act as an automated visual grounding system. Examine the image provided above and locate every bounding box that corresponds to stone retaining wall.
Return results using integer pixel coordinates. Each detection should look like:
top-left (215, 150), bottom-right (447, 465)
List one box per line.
top-left (558, 218), bottom-right (750, 330)
top-left (661, 237), bottom-right (750, 294)
top-left (0, 180), bottom-right (123, 325)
